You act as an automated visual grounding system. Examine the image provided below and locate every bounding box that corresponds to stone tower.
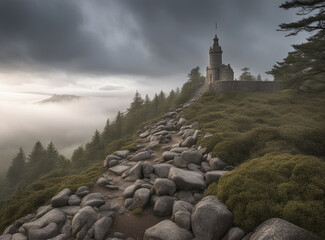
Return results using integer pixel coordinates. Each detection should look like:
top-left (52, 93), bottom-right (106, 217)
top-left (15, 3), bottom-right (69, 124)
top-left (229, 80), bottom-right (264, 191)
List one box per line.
top-left (206, 31), bottom-right (234, 83)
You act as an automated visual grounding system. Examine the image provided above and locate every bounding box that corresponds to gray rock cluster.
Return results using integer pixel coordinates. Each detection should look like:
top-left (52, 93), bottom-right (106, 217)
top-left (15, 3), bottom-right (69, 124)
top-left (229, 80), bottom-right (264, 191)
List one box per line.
top-left (1, 187), bottom-right (125, 240)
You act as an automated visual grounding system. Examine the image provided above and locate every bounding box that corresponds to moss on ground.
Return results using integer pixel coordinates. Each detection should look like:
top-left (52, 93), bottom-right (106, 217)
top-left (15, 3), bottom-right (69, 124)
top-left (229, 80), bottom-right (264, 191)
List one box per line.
top-left (183, 90), bottom-right (325, 164)
top-left (205, 153), bottom-right (325, 238)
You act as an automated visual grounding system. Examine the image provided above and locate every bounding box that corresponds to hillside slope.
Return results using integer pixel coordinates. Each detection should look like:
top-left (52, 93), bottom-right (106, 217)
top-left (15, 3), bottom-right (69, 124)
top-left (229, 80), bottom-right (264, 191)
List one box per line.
top-left (0, 88), bottom-right (324, 239)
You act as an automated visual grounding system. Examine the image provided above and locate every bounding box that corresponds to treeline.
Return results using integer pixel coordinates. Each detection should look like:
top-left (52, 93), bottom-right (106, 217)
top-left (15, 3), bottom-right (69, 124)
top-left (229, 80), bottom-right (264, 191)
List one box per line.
top-left (71, 66), bottom-right (205, 169)
top-left (2, 67), bottom-right (204, 203)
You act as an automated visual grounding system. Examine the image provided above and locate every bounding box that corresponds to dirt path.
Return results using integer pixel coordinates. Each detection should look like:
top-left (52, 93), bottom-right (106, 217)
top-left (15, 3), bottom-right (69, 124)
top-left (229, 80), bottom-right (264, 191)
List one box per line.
top-left (90, 131), bottom-right (184, 239)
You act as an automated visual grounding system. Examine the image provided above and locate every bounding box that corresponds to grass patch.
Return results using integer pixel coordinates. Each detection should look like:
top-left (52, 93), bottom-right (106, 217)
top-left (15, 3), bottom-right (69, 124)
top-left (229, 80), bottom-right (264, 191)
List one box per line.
top-left (183, 90), bottom-right (325, 164)
top-left (205, 153), bottom-right (325, 238)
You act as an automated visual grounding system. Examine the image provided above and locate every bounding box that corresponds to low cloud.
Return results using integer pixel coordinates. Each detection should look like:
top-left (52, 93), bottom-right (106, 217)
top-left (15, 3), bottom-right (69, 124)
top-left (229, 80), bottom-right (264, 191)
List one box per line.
top-left (0, 93), bottom-right (131, 175)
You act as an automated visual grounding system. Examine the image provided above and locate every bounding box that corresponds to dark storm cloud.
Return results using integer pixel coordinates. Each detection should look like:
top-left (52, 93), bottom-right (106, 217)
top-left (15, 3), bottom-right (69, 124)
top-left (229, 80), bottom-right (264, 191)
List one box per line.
top-left (0, 0), bottom-right (305, 79)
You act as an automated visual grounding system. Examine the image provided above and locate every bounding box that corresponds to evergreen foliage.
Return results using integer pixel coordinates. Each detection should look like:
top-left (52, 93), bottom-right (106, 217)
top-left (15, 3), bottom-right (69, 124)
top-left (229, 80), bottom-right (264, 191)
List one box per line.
top-left (206, 153), bottom-right (325, 238)
top-left (239, 67), bottom-right (256, 81)
top-left (6, 148), bottom-right (25, 186)
top-left (176, 66), bottom-right (205, 105)
top-left (268, 0), bottom-right (325, 92)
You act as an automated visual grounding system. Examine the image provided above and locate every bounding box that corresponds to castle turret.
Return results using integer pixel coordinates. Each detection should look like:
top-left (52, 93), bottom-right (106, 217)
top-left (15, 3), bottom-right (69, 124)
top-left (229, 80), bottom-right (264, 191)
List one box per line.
top-left (209, 35), bottom-right (223, 69)
top-left (205, 29), bottom-right (234, 84)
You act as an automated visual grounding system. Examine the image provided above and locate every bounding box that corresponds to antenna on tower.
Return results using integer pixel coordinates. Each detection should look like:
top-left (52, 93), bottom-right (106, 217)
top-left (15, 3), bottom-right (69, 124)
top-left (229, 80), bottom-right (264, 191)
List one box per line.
top-left (216, 22), bottom-right (218, 31)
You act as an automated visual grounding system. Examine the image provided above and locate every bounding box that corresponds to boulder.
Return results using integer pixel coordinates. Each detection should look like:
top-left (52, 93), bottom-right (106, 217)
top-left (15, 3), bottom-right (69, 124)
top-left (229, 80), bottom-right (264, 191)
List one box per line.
top-left (205, 171), bottom-right (227, 185)
top-left (96, 177), bottom-right (110, 186)
top-left (128, 188), bottom-right (151, 211)
top-left (183, 129), bottom-right (195, 139)
top-left (72, 206), bottom-right (97, 239)
top-left (154, 178), bottom-right (177, 196)
top-left (153, 196), bottom-right (177, 216)
top-left (170, 147), bottom-right (190, 153)
top-left (142, 162), bottom-right (154, 178)
top-left (80, 193), bottom-right (105, 208)
top-left (187, 163), bottom-right (201, 171)
top-left (22, 209), bottom-right (66, 231)
top-left (144, 220), bottom-right (192, 240)
top-left (109, 165), bottom-right (131, 176)
top-left (177, 191), bottom-right (195, 204)
top-left (59, 206), bottom-right (80, 216)
top-left (114, 150), bottom-right (130, 159)
top-left (108, 159), bottom-right (119, 168)
top-left (28, 222), bottom-right (59, 240)
top-left (68, 195), bottom-right (81, 206)
top-left (249, 218), bottom-right (320, 240)
top-left (51, 188), bottom-right (72, 208)
top-left (201, 161), bottom-right (213, 172)
top-left (181, 150), bottom-right (202, 165)
top-left (154, 164), bottom-right (172, 178)
top-left (0, 235), bottom-right (12, 240)
top-left (93, 217), bottom-right (113, 240)
top-left (36, 205), bottom-right (53, 219)
top-left (176, 118), bottom-right (187, 129)
top-left (47, 234), bottom-right (67, 240)
top-left (209, 158), bottom-right (228, 170)
top-left (127, 162), bottom-right (143, 181)
top-left (140, 130), bottom-right (150, 138)
top-left (76, 186), bottom-right (89, 198)
top-left (175, 211), bottom-right (191, 230)
top-left (11, 233), bottom-right (27, 240)
top-left (122, 184), bottom-right (141, 199)
top-left (174, 156), bottom-right (187, 168)
top-left (132, 151), bottom-right (151, 161)
top-left (179, 136), bottom-right (197, 148)
top-left (172, 201), bottom-right (193, 218)
top-left (61, 219), bottom-right (71, 238)
top-left (221, 227), bottom-right (245, 240)
top-left (168, 167), bottom-right (206, 191)
top-left (162, 151), bottom-right (179, 161)
top-left (3, 224), bottom-right (17, 235)
top-left (191, 196), bottom-right (233, 240)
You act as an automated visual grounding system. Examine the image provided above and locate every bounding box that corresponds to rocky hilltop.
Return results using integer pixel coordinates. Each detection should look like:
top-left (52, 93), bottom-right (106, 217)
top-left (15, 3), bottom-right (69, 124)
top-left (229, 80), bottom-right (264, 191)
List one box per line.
top-left (0, 96), bottom-right (320, 240)
top-left (38, 94), bottom-right (82, 104)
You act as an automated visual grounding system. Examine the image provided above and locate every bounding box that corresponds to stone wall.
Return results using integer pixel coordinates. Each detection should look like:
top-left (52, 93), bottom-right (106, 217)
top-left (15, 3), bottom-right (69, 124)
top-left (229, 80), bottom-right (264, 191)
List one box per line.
top-left (209, 80), bottom-right (279, 93)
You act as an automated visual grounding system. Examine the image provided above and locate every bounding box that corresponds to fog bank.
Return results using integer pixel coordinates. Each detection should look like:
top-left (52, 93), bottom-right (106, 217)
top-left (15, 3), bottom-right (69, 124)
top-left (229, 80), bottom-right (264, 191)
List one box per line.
top-left (0, 92), bottom-right (131, 175)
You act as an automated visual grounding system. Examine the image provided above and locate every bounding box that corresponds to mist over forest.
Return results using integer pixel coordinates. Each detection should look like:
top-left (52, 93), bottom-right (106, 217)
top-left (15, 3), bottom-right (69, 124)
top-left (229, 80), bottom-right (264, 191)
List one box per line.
top-left (0, 92), bottom-right (131, 175)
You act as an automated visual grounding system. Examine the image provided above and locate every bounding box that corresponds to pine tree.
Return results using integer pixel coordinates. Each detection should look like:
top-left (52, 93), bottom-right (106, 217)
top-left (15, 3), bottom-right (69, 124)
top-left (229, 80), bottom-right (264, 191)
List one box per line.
top-left (268, 0), bottom-right (325, 92)
top-left (71, 146), bottom-right (85, 169)
top-left (84, 130), bottom-right (104, 165)
top-left (101, 118), bottom-right (111, 143)
top-left (144, 94), bottom-right (151, 106)
top-left (46, 142), bottom-right (59, 171)
top-left (239, 67), bottom-right (256, 81)
top-left (6, 148), bottom-right (26, 185)
top-left (26, 141), bottom-right (47, 181)
top-left (129, 91), bottom-right (144, 112)
top-left (256, 74), bottom-right (262, 81)
top-left (278, 0), bottom-right (325, 36)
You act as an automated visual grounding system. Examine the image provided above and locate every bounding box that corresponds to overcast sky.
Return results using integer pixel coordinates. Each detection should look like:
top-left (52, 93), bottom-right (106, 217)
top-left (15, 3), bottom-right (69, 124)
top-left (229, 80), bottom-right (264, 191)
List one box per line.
top-left (0, 0), bottom-right (308, 96)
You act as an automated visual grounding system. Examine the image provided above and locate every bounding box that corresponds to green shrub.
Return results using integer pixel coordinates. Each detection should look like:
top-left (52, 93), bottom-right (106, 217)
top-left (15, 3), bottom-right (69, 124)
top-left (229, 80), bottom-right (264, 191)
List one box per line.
top-left (209, 153), bottom-right (325, 238)
top-left (132, 207), bottom-right (143, 215)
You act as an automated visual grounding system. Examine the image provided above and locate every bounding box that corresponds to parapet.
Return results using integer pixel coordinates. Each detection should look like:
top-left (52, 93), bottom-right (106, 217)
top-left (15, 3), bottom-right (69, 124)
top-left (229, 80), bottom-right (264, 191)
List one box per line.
top-left (209, 81), bottom-right (279, 93)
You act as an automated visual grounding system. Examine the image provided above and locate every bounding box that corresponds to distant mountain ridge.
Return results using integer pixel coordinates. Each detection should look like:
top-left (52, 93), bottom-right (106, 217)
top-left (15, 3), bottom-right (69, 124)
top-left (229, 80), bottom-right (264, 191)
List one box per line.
top-left (38, 94), bottom-right (83, 104)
